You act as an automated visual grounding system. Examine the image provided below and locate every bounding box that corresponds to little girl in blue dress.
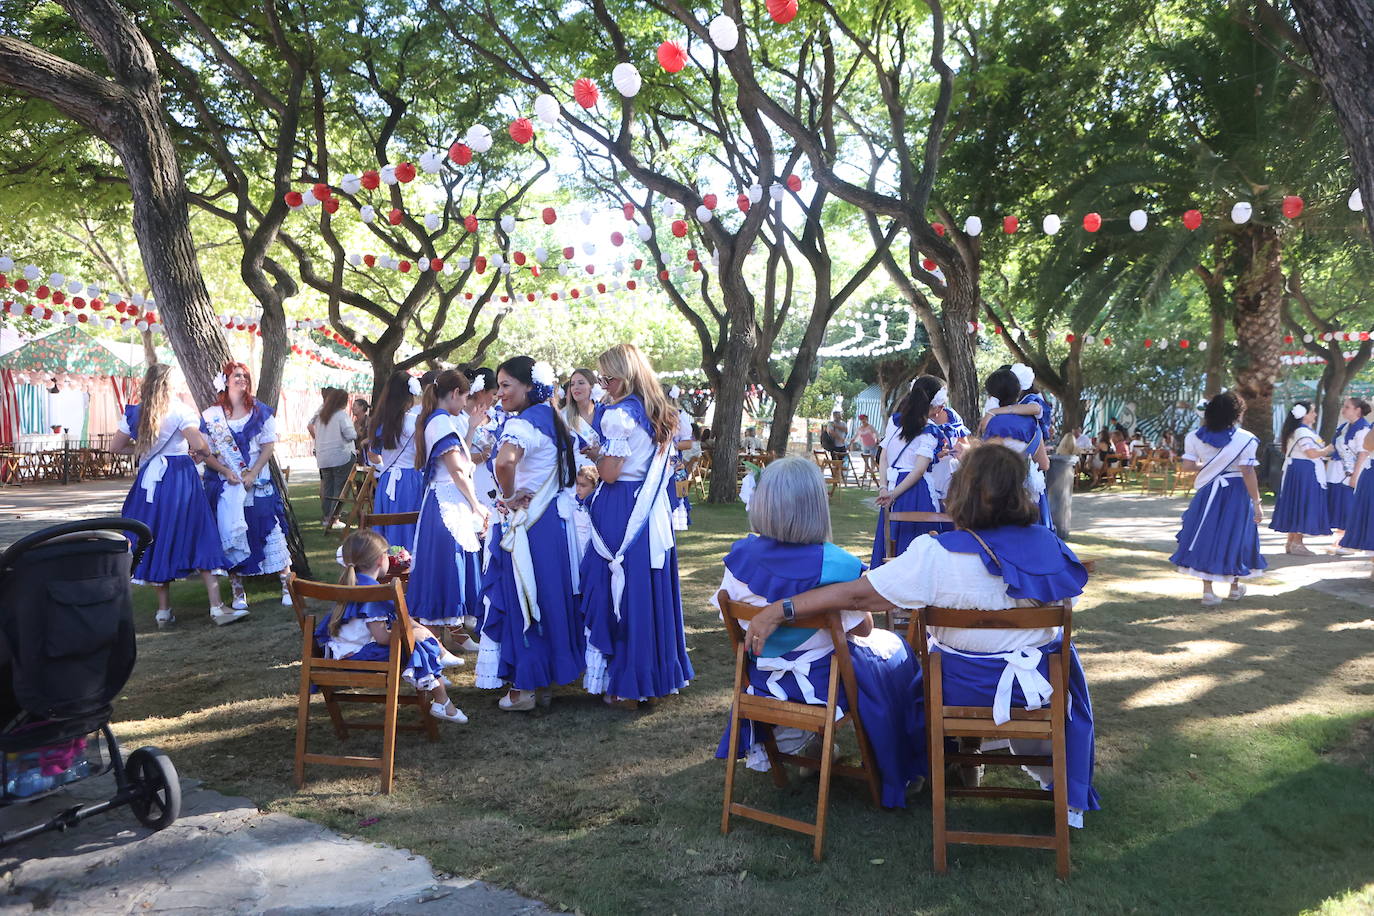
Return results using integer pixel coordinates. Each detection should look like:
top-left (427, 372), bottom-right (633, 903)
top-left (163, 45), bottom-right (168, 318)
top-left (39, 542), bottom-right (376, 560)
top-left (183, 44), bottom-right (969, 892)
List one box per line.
top-left (406, 370), bottom-right (489, 629)
top-left (368, 370), bottom-right (425, 550)
top-left (475, 356), bottom-right (585, 711)
top-left (1270, 402), bottom-right (1334, 555)
top-left (871, 375), bottom-right (954, 565)
top-left (716, 457), bottom-right (926, 808)
top-left (113, 364), bottom-right (233, 629)
top-left (1169, 391), bottom-right (1266, 605)
top-left (319, 530), bottom-right (467, 723)
top-left (982, 367), bottom-right (1052, 529)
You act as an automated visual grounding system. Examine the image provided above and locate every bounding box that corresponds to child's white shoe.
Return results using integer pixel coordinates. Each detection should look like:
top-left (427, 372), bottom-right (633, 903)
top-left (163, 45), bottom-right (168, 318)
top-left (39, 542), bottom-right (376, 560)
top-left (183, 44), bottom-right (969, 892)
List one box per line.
top-left (430, 701), bottom-right (468, 723)
top-left (281, 587), bottom-right (293, 607)
top-left (155, 610), bottom-right (175, 629)
top-left (210, 606), bottom-right (250, 626)
top-left (230, 594), bottom-right (250, 611)
top-left (1200, 593), bottom-right (1223, 607)
top-left (455, 635), bottom-right (481, 653)
top-left (439, 649), bottom-right (466, 668)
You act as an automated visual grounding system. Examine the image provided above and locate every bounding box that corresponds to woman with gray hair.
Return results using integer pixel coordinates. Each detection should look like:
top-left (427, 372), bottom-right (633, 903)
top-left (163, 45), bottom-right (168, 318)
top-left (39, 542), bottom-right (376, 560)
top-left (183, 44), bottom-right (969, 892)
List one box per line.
top-left (713, 456), bottom-right (927, 808)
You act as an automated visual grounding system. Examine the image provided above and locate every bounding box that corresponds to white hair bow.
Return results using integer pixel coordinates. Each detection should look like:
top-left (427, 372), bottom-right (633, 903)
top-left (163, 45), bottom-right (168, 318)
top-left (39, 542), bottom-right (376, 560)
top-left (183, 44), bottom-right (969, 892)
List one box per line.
top-left (931, 387), bottom-right (948, 408)
top-left (469, 375), bottom-right (487, 394)
top-left (1291, 404), bottom-right (1308, 420)
top-left (531, 361), bottom-right (556, 387)
top-left (407, 376), bottom-right (422, 397)
top-left (213, 373), bottom-right (227, 393)
top-left (984, 395), bottom-right (1002, 414)
top-left (1010, 363), bottom-right (1035, 391)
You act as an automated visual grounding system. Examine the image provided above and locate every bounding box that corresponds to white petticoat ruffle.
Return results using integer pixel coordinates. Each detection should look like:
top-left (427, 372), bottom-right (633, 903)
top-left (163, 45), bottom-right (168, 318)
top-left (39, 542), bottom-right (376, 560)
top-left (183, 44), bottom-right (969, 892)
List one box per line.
top-left (474, 637), bottom-right (504, 688)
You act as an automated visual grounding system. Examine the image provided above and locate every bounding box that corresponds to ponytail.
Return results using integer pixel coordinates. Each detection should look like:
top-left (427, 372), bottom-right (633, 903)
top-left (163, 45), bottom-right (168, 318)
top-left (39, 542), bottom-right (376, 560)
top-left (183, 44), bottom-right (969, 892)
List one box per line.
top-left (332, 530), bottom-right (387, 636)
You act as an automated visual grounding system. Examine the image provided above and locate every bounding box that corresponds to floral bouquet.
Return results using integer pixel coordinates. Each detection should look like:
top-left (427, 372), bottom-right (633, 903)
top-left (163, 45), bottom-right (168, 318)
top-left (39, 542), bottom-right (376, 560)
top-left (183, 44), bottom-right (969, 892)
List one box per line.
top-left (386, 545), bottom-right (412, 576)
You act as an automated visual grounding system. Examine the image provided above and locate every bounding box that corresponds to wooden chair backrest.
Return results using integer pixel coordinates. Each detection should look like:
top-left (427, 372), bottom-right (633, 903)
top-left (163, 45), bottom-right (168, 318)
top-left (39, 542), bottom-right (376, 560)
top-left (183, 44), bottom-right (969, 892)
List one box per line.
top-left (287, 575), bottom-right (418, 657)
top-left (914, 602), bottom-right (1073, 671)
top-left (881, 511), bottom-right (953, 563)
top-left (361, 510), bottom-right (420, 529)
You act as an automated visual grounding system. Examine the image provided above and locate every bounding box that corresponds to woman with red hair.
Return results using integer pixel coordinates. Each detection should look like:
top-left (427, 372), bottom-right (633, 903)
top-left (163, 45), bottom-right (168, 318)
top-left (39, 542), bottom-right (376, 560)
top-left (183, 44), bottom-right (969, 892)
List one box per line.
top-left (200, 360), bottom-right (293, 610)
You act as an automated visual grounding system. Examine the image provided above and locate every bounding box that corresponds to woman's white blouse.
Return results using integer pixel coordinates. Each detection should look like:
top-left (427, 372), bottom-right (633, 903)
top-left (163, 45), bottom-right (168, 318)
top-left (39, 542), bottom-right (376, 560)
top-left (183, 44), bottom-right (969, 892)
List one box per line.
top-left (375, 406), bottom-right (420, 472)
top-left (600, 405), bottom-right (656, 480)
top-left (499, 416), bottom-right (560, 492)
top-left (865, 536), bottom-right (1060, 652)
top-left (879, 419), bottom-right (937, 472)
top-left (119, 401), bottom-right (199, 457)
top-left (711, 568), bottom-right (866, 655)
top-left (1181, 430), bottom-right (1259, 471)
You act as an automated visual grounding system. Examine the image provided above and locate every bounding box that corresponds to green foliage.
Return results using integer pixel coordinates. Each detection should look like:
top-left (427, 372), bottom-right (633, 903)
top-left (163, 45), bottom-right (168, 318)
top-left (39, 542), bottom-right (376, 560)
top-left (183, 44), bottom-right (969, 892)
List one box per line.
top-left (796, 361), bottom-right (864, 419)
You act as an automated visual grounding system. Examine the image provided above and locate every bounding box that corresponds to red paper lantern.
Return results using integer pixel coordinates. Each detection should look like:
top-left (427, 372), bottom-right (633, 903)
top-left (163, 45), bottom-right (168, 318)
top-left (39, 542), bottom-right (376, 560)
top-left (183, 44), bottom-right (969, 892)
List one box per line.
top-left (23, 305), bottom-right (33, 316)
top-left (921, 258), bottom-right (936, 272)
top-left (542, 207), bottom-right (557, 225)
top-left (786, 174), bottom-right (802, 192)
top-left (361, 170), bottom-right (380, 190)
top-left (398, 260), bottom-right (411, 273)
top-left (1083, 212), bottom-right (1102, 232)
top-left (431, 257), bottom-right (444, 271)
top-left (35, 285), bottom-right (48, 300)
top-left (623, 202), bottom-right (636, 221)
top-left (72, 296), bottom-right (85, 309)
top-left (627, 279), bottom-right (637, 290)
top-left (574, 78), bottom-right (600, 108)
top-left (284, 191), bottom-right (303, 207)
top-left (513, 251), bottom-right (527, 266)
top-left (41, 309), bottom-right (51, 320)
top-left (1182, 209), bottom-right (1202, 230)
top-left (1283, 195), bottom-right (1305, 219)
top-left (395, 161), bottom-right (416, 183)
top-left (312, 182), bottom-right (331, 201)
top-left (0, 275), bottom-right (6, 288)
top-left (767, 0), bottom-right (798, 24)
top-left (90, 299), bottom-right (102, 311)
top-left (633, 258), bottom-right (643, 270)
top-left (686, 248), bottom-right (698, 261)
top-left (570, 288), bottom-right (580, 299)
top-left (323, 198), bottom-right (340, 214)
top-left (563, 246), bottom-right (575, 259)
top-left (702, 193), bottom-right (718, 210)
top-left (527, 292), bottom-right (537, 302)
top-left (464, 214), bottom-right (479, 233)
top-left (1065, 333), bottom-right (1076, 343)
top-left (531, 265), bottom-right (542, 277)
top-left (692, 261), bottom-right (702, 272)
top-left (387, 208), bottom-right (403, 225)
top-left (508, 118), bottom-right (534, 144)
top-left (475, 256), bottom-right (487, 273)
top-left (1144, 338), bottom-right (1153, 348)
top-left (737, 193), bottom-right (750, 212)
top-left (464, 292), bottom-right (474, 301)
top-left (1003, 215), bottom-right (1019, 234)
top-left (51, 291), bottom-right (66, 305)
top-left (659, 270), bottom-right (670, 282)
top-left (77, 313), bottom-right (87, 323)
top-left (449, 142), bottom-right (472, 165)
top-left (931, 222), bottom-right (946, 236)
top-left (1361, 331), bottom-right (1370, 341)
top-left (671, 219), bottom-right (688, 237)
top-left (13, 279), bottom-right (26, 293)
top-left (1103, 336), bottom-right (1112, 346)
top-left (597, 282), bottom-right (607, 294)
top-left (1284, 335), bottom-right (1294, 344)
top-left (585, 264), bottom-right (595, 275)
top-left (550, 292), bottom-right (559, 301)
top-left (363, 254), bottom-right (377, 267)
top-left (657, 40), bottom-right (687, 74)
top-left (611, 231), bottom-right (624, 246)
top-left (1179, 339), bottom-right (1190, 348)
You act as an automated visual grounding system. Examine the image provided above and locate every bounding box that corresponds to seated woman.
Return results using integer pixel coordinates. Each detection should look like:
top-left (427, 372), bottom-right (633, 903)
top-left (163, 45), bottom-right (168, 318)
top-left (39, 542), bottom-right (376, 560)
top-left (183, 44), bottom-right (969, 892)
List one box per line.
top-left (714, 457), bottom-right (926, 809)
top-left (746, 444), bottom-right (1099, 827)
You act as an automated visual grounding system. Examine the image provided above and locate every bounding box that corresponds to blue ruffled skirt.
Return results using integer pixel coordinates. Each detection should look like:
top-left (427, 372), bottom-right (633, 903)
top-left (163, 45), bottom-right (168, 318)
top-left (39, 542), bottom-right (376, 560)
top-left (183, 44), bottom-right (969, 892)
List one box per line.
top-left (121, 455), bottom-right (226, 584)
top-left (373, 468), bottom-right (424, 548)
top-left (1341, 469), bottom-right (1374, 550)
top-left (1270, 459), bottom-right (1331, 535)
top-left (1170, 474), bottom-right (1267, 580)
top-left (870, 471), bottom-right (949, 566)
top-left (339, 636), bottom-right (446, 690)
top-left (931, 638), bottom-right (1100, 818)
top-left (405, 488), bottom-right (482, 626)
top-left (580, 478), bottom-right (693, 700)
top-left (1327, 481), bottom-right (1355, 530)
top-left (204, 476), bottom-right (290, 576)
top-left (477, 511), bottom-right (585, 691)
top-left (716, 628), bottom-right (927, 809)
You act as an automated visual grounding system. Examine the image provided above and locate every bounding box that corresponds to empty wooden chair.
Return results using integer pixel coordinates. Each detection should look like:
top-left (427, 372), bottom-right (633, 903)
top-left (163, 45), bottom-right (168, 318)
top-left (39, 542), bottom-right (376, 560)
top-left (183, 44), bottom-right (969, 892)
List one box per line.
top-left (882, 511), bottom-right (952, 564)
top-left (717, 592), bottom-right (882, 862)
top-left (909, 603), bottom-right (1075, 879)
top-left (286, 574), bottom-right (439, 793)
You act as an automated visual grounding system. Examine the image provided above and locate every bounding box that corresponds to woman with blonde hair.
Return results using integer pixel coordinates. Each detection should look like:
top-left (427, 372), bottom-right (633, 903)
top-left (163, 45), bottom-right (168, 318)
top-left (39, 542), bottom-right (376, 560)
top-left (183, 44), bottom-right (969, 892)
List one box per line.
top-left (112, 364), bottom-right (236, 628)
top-left (578, 343), bottom-right (692, 707)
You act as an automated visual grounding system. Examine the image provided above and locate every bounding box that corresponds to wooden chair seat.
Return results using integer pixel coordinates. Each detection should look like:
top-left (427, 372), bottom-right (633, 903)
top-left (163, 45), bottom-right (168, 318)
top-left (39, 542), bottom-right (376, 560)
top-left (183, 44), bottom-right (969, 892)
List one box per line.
top-left (909, 603), bottom-right (1075, 879)
top-left (287, 574), bottom-right (439, 793)
top-left (718, 592), bottom-right (882, 861)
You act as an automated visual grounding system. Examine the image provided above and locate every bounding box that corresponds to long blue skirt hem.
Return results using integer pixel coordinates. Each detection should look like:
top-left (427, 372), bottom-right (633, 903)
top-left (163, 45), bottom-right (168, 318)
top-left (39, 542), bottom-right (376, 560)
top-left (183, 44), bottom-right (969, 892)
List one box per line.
top-left (122, 456), bottom-right (226, 583)
top-left (1270, 460), bottom-right (1331, 535)
top-left (1170, 477), bottom-right (1267, 580)
top-left (373, 468), bottom-right (424, 549)
top-left (1341, 469), bottom-right (1374, 550)
top-left (405, 490), bottom-right (482, 626)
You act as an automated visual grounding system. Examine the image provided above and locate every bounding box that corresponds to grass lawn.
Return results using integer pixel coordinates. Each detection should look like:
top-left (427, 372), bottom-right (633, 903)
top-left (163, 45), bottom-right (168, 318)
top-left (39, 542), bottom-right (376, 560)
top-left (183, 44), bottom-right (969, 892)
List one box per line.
top-left (112, 483), bottom-right (1374, 915)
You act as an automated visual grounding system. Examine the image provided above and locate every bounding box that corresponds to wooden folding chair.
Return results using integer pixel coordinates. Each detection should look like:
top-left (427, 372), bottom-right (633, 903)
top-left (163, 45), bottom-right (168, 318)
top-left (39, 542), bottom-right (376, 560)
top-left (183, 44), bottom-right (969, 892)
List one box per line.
top-left (717, 592), bottom-right (883, 862)
top-left (335, 465), bottom-right (377, 536)
top-left (882, 510), bottom-right (952, 564)
top-left (360, 510), bottom-right (420, 585)
top-left (286, 574), bottom-right (439, 793)
top-left (908, 603), bottom-right (1075, 879)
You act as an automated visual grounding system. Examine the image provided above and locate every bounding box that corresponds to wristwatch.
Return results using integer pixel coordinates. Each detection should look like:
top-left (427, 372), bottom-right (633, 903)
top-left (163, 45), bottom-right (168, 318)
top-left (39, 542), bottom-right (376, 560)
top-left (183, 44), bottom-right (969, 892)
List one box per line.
top-left (781, 598), bottom-right (796, 622)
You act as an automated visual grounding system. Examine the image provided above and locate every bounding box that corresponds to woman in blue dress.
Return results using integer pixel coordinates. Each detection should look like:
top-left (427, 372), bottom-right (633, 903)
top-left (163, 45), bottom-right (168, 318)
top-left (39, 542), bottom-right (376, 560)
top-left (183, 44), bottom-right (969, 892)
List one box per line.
top-left (982, 367), bottom-right (1052, 529)
top-left (1169, 391), bottom-right (1266, 605)
top-left (406, 370), bottom-right (489, 629)
top-left (562, 368), bottom-right (600, 453)
top-left (367, 370), bottom-right (424, 549)
top-left (715, 457), bottom-right (926, 808)
top-left (748, 444), bottom-right (1099, 827)
top-left (578, 343), bottom-right (693, 707)
top-left (111, 364), bottom-right (235, 628)
top-left (666, 386), bottom-right (695, 531)
top-left (476, 356), bottom-right (585, 711)
top-left (1270, 402), bottom-right (1333, 555)
top-left (871, 375), bottom-right (954, 566)
top-left (1339, 423), bottom-right (1374, 564)
top-left (1325, 397), bottom-right (1369, 551)
top-left (200, 360), bottom-right (292, 611)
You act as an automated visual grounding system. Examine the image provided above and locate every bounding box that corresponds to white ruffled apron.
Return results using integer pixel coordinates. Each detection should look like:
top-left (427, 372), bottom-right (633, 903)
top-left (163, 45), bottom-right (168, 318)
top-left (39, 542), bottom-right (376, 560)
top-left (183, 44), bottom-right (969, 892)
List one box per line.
top-left (203, 406), bottom-right (253, 567)
top-left (496, 467), bottom-right (581, 633)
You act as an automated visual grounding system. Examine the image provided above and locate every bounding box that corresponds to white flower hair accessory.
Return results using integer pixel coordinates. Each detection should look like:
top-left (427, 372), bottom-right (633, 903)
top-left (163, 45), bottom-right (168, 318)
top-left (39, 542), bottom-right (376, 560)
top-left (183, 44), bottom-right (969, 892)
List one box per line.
top-left (669, 385), bottom-right (681, 399)
top-left (213, 372), bottom-right (227, 393)
top-left (591, 383), bottom-right (606, 402)
top-left (1010, 362), bottom-right (1035, 391)
top-left (1291, 404), bottom-right (1308, 420)
top-left (529, 360), bottom-right (557, 403)
top-left (984, 395), bottom-right (1002, 414)
top-left (407, 376), bottom-right (422, 397)
top-left (931, 387), bottom-right (949, 408)
top-left (469, 374), bottom-right (487, 394)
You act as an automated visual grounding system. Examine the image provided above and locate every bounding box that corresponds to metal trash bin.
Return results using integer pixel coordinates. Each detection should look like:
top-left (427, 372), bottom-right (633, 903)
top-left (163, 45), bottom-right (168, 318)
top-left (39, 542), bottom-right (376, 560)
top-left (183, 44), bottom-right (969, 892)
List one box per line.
top-left (1047, 454), bottom-right (1076, 538)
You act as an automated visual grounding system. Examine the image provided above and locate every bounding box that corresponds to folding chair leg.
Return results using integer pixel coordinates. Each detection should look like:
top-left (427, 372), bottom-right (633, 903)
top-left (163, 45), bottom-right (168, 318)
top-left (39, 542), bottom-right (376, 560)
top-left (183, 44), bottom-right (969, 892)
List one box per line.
top-left (294, 624), bottom-right (314, 789)
top-left (813, 716), bottom-right (837, 862)
top-left (929, 655), bottom-right (949, 875)
top-left (379, 655), bottom-right (402, 794)
top-left (721, 697), bottom-right (743, 836)
top-left (1051, 662), bottom-right (1072, 880)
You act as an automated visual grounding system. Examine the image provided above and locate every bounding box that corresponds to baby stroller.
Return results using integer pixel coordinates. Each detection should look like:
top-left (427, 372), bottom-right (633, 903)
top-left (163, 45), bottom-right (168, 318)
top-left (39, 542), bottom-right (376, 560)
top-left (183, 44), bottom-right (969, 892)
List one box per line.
top-left (0, 517), bottom-right (180, 848)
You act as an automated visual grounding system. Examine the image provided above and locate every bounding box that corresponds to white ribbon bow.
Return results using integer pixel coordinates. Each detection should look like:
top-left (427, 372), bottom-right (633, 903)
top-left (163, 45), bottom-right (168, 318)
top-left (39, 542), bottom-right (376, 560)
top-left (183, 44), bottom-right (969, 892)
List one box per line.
top-left (498, 466), bottom-right (562, 633)
top-left (754, 646), bottom-right (831, 706)
top-left (586, 448), bottom-right (674, 620)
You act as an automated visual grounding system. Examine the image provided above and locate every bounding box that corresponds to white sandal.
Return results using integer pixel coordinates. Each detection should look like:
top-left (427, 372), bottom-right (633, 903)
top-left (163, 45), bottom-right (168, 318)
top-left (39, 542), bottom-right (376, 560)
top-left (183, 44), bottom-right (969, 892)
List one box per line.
top-left (430, 701), bottom-right (468, 723)
top-left (210, 605), bottom-right (250, 626)
top-left (155, 610), bottom-right (175, 629)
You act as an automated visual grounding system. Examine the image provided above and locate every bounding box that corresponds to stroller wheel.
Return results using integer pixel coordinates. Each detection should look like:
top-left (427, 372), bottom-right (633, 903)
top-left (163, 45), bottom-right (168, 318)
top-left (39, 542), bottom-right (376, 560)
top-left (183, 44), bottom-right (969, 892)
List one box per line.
top-left (126, 747), bottom-right (181, 830)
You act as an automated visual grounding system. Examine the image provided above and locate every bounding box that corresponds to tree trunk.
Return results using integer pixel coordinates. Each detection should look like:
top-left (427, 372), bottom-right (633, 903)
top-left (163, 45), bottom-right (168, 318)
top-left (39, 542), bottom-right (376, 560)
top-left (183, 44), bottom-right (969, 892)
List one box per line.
top-left (1317, 357), bottom-right (1346, 441)
top-left (934, 262), bottom-right (982, 423)
top-left (1057, 334), bottom-right (1087, 434)
top-left (1291, 0), bottom-right (1374, 242)
top-left (256, 309), bottom-right (289, 408)
top-left (707, 329), bottom-right (754, 503)
top-left (766, 387), bottom-right (795, 456)
top-left (1205, 305), bottom-right (1228, 397)
top-left (1230, 225), bottom-right (1285, 446)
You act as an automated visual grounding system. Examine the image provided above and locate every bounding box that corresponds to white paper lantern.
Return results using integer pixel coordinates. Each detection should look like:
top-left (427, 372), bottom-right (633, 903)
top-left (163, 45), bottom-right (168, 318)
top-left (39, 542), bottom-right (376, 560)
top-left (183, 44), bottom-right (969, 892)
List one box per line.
top-left (559, 264), bottom-right (571, 276)
top-left (132, 292), bottom-right (146, 306)
top-left (1129, 209), bottom-right (1148, 231)
top-left (1351, 188), bottom-right (1364, 212)
top-left (102, 318), bottom-right (114, 329)
top-left (1303, 334), bottom-right (1313, 343)
top-left (492, 253), bottom-right (505, 268)
top-left (86, 285), bottom-right (100, 299)
top-left (424, 213), bottom-right (441, 231)
top-left (1042, 214), bottom-right (1061, 235)
top-left (119, 319), bottom-right (131, 330)
top-left (500, 214), bottom-right (516, 233)
top-left (748, 184), bottom-right (763, 204)
top-left (696, 205), bottom-right (713, 222)
top-left (418, 257), bottom-right (431, 272)
top-left (583, 241), bottom-right (597, 256)
top-left (0, 256), bottom-right (12, 273)
top-left (360, 205), bottom-right (377, 223)
top-left (457, 256), bottom-right (471, 270)
top-left (769, 182), bottom-right (784, 202)
top-left (580, 208), bottom-right (593, 226)
top-left (963, 215), bottom-right (983, 237)
top-left (49, 273), bottom-right (65, 287)
top-left (611, 63), bottom-right (641, 98)
top-left (135, 320), bottom-right (148, 331)
top-left (1198, 340), bottom-right (1208, 351)
top-left (380, 164), bottom-right (397, 185)
top-left (614, 259), bottom-right (626, 273)
top-left (637, 224), bottom-right (652, 241)
top-left (1230, 201), bottom-right (1252, 224)
top-left (68, 280), bottom-right (84, 295)
top-left (22, 265), bottom-right (39, 281)
top-left (419, 150), bottom-right (444, 174)
top-left (348, 253), bottom-right (362, 266)
top-left (534, 93), bottom-right (561, 125)
top-left (708, 14), bottom-right (739, 51)
top-left (465, 124), bottom-right (493, 153)
top-left (341, 173), bottom-right (361, 195)
top-left (500, 264), bottom-right (511, 275)
top-left (64, 312), bottom-right (77, 325)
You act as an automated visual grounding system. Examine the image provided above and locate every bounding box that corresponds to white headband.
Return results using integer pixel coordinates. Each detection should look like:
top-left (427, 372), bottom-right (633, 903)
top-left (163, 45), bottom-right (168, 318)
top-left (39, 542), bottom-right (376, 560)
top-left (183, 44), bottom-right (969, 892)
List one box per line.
top-left (931, 387), bottom-right (948, 408)
top-left (1010, 362), bottom-right (1035, 391)
top-left (1291, 404), bottom-right (1308, 420)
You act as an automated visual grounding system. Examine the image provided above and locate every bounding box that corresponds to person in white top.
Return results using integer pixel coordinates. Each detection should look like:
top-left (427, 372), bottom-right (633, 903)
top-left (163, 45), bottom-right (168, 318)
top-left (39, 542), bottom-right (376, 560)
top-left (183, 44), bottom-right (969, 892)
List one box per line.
top-left (562, 368), bottom-right (600, 447)
top-left (366, 370), bottom-right (425, 551)
top-left (308, 388), bottom-right (357, 528)
top-left (112, 364), bottom-right (236, 628)
top-left (1270, 401), bottom-right (1335, 555)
